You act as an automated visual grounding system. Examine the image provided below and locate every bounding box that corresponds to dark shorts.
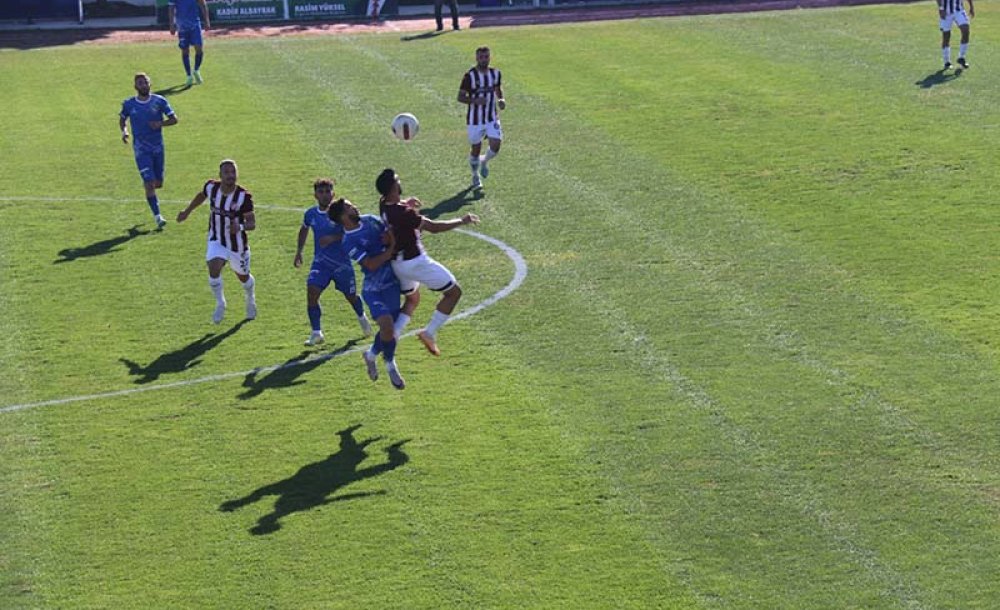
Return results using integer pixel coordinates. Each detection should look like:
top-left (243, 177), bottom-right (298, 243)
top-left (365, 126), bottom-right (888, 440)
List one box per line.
top-left (307, 263), bottom-right (356, 295)
top-left (134, 149), bottom-right (165, 183)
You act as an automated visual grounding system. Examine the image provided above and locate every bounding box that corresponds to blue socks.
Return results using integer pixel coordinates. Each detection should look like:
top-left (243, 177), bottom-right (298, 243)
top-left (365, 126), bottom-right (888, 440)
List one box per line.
top-left (371, 333), bottom-right (384, 356)
top-left (182, 54), bottom-right (191, 76)
top-left (382, 338), bottom-right (397, 363)
top-left (307, 305), bottom-right (322, 331)
top-left (195, 52), bottom-right (204, 71)
top-left (146, 195), bottom-right (160, 216)
top-left (351, 297), bottom-right (364, 318)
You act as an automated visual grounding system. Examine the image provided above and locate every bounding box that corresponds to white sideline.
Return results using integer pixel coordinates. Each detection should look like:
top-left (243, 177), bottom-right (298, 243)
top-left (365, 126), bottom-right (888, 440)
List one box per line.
top-left (0, 196), bottom-right (528, 414)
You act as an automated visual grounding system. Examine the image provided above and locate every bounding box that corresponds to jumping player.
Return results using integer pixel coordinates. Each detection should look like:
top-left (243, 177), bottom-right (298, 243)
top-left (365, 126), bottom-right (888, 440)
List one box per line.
top-left (119, 72), bottom-right (176, 230)
top-left (458, 46), bottom-right (506, 190)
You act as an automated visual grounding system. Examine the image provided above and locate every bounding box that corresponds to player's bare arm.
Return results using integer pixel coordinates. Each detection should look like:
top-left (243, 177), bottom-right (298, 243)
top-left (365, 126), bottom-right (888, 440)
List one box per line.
top-left (419, 213), bottom-right (479, 234)
top-left (404, 197), bottom-right (423, 209)
top-left (176, 191), bottom-right (207, 222)
top-left (496, 85), bottom-right (506, 111)
top-left (968, 0), bottom-right (974, 17)
top-left (294, 225), bottom-right (309, 267)
top-left (239, 212), bottom-right (257, 233)
top-left (199, 0), bottom-right (211, 28)
top-left (359, 232), bottom-right (396, 272)
top-left (168, 4), bottom-right (176, 34)
top-left (119, 115), bottom-right (129, 144)
top-left (148, 114), bottom-right (178, 131)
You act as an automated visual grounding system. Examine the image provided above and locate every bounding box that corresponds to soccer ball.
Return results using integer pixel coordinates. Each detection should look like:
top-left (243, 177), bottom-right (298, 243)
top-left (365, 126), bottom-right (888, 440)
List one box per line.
top-left (391, 113), bottom-right (419, 141)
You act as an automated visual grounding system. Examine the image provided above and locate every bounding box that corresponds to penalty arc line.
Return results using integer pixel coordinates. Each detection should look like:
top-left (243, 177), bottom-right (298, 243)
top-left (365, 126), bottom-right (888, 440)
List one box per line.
top-left (0, 201), bottom-right (528, 413)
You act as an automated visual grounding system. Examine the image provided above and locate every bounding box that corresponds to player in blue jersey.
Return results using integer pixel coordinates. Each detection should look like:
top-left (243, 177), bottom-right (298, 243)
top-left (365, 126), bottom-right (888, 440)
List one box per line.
top-left (168, 0), bottom-right (210, 86)
top-left (119, 72), bottom-right (177, 230)
top-left (328, 198), bottom-right (406, 390)
top-left (294, 178), bottom-right (373, 346)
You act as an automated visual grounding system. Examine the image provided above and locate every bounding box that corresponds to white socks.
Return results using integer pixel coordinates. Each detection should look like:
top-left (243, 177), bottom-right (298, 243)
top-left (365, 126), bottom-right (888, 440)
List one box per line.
top-left (241, 275), bottom-right (255, 298)
top-left (483, 147), bottom-right (498, 163)
top-left (209, 276), bottom-right (225, 305)
top-left (469, 155), bottom-right (480, 176)
top-left (394, 312), bottom-right (411, 338)
top-left (959, 43), bottom-right (968, 59)
top-left (425, 310), bottom-right (449, 338)
top-left (943, 46), bottom-right (951, 63)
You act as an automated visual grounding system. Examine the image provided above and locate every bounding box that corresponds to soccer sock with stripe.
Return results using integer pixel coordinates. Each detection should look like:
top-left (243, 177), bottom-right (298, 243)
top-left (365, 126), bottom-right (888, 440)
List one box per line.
top-left (943, 46), bottom-right (951, 64)
top-left (959, 43), bottom-right (968, 59)
top-left (308, 305), bottom-right (322, 331)
top-left (146, 195), bottom-right (160, 217)
top-left (469, 155), bottom-right (480, 176)
top-left (182, 54), bottom-right (191, 76)
top-left (425, 309), bottom-right (450, 338)
top-left (393, 312), bottom-right (411, 338)
top-left (209, 277), bottom-right (225, 305)
top-left (195, 52), bottom-right (204, 71)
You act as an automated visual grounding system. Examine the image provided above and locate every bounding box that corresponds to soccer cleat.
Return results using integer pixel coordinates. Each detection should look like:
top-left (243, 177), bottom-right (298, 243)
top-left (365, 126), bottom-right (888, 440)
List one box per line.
top-left (957, 57), bottom-right (969, 69)
top-left (305, 330), bottom-right (325, 346)
top-left (212, 303), bottom-right (226, 325)
top-left (387, 363), bottom-right (405, 390)
top-left (417, 330), bottom-right (441, 356)
top-left (193, 70), bottom-right (203, 84)
top-left (245, 299), bottom-right (257, 321)
top-left (155, 215), bottom-right (167, 230)
top-left (471, 173), bottom-right (482, 190)
top-left (944, 61), bottom-right (952, 71)
top-left (479, 157), bottom-right (489, 179)
top-left (362, 350), bottom-right (379, 381)
top-left (359, 317), bottom-right (373, 337)
top-left (185, 74), bottom-right (194, 87)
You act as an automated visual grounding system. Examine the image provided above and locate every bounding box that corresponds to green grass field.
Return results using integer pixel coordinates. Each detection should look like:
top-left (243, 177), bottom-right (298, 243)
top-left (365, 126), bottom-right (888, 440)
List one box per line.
top-left (3, 2), bottom-right (1000, 607)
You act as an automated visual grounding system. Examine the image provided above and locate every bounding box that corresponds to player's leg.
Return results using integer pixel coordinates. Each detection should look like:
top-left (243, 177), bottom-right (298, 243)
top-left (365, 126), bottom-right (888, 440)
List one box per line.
top-left (191, 29), bottom-right (205, 83)
top-left (941, 23), bottom-right (952, 69)
top-left (434, 0), bottom-right (444, 31)
top-left (151, 151), bottom-right (167, 228)
top-left (333, 267), bottom-right (372, 336)
top-left (232, 251), bottom-right (256, 320)
top-left (479, 127), bottom-right (503, 179)
top-left (468, 125), bottom-right (485, 188)
top-left (305, 266), bottom-right (330, 345)
top-left (958, 19), bottom-right (970, 68)
top-left (206, 253), bottom-right (228, 324)
top-left (390, 259), bottom-right (420, 338)
top-left (449, 0), bottom-right (459, 30)
top-left (414, 258), bottom-right (459, 356)
top-left (179, 31), bottom-right (193, 85)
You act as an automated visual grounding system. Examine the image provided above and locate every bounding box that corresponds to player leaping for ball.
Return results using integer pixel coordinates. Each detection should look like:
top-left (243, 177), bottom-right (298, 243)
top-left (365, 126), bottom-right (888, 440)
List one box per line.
top-left (119, 72), bottom-right (177, 230)
top-left (458, 46), bottom-right (505, 190)
top-left (376, 169), bottom-right (479, 357)
top-left (328, 199), bottom-right (406, 390)
top-left (938, 0), bottom-right (974, 70)
top-left (294, 178), bottom-right (373, 346)
top-left (176, 160), bottom-right (258, 325)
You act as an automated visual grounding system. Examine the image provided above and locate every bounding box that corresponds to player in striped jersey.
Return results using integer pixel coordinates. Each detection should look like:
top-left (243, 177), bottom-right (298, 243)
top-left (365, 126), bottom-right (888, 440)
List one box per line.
top-left (938, 0), bottom-right (974, 69)
top-left (458, 46), bottom-right (506, 190)
top-left (176, 160), bottom-right (258, 325)
top-left (328, 198), bottom-right (407, 390)
top-left (294, 178), bottom-right (372, 346)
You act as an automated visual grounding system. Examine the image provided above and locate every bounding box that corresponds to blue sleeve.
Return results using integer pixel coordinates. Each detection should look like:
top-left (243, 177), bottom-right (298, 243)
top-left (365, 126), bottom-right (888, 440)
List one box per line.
top-left (120, 99), bottom-right (130, 118)
top-left (302, 210), bottom-right (312, 228)
top-left (161, 97), bottom-right (175, 117)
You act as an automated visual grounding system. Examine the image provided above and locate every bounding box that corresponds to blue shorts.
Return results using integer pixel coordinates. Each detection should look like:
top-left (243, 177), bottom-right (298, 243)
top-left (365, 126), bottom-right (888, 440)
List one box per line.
top-left (307, 263), bottom-right (356, 295)
top-left (177, 26), bottom-right (203, 49)
top-left (134, 149), bottom-right (165, 183)
top-left (362, 285), bottom-right (401, 321)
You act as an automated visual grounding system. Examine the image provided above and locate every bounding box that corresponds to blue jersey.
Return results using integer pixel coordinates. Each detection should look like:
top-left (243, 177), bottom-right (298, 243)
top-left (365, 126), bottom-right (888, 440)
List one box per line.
top-left (169, 0), bottom-right (203, 29)
top-left (120, 95), bottom-right (174, 153)
top-left (342, 215), bottom-right (399, 293)
top-left (303, 206), bottom-right (350, 269)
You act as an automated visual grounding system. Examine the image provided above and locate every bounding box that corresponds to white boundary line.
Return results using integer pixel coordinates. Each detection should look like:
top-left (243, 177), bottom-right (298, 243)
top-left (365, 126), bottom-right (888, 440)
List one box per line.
top-left (0, 196), bottom-right (528, 414)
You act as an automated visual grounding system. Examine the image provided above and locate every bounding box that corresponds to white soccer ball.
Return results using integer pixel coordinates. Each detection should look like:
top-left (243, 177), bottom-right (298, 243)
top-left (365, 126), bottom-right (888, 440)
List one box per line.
top-left (391, 113), bottom-right (419, 141)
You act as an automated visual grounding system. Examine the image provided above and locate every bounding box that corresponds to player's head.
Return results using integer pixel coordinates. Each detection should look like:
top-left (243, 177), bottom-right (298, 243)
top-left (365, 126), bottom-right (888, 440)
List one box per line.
top-left (475, 46), bottom-right (491, 69)
top-left (133, 72), bottom-right (151, 96)
top-left (313, 178), bottom-right (335, 207)
top-left (219, 159), bottom-right (238, 187)
top-left (328, 197), bottom-right (360, 227)
top-left (375, 168), bottom-right (401, 201)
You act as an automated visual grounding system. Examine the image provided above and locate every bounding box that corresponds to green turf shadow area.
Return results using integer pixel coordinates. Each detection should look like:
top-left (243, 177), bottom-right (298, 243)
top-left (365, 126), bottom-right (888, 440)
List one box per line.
top-left (3, 4), bottom-right (1000, 607)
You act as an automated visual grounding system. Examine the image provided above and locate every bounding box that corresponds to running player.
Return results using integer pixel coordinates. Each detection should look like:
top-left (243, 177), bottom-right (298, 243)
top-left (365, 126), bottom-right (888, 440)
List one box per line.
top-left (458, 46), bottom-right (506, 190)
top-left (938, 0), bottom-right (974, 69)
top-left (294, 178), bottom-right (372, 346)
top-left (168, 0), bottom-right (211, 86)
top-left (119, 72), bottom-right (176, 230)
top-left (176, 160), bottom-right (258, 325)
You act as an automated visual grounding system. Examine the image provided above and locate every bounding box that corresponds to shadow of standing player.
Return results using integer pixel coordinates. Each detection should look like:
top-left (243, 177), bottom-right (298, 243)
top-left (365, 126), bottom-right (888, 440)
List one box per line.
top-left (119, 320), bottom-right (248, 384)
top-left (54, 225), bottom-right (151, 263)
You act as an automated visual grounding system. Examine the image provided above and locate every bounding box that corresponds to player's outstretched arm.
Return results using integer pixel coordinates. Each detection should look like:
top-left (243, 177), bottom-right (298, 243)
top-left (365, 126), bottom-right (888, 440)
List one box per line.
top-left (419, 213), bottom-right (479, 234)
top-left (176, 191), bottom-right (207, 223)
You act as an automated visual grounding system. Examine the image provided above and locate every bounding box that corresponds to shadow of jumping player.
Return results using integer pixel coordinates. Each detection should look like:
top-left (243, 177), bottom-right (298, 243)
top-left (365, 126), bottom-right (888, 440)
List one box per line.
top-left (54, 225), bottom-right (151, 263)
top-left (119, 320), bottom-right (247, 384)
top-left (238, 340), bottom-right (361, 400)
top-left (220, 425), bottom-right (410, 535)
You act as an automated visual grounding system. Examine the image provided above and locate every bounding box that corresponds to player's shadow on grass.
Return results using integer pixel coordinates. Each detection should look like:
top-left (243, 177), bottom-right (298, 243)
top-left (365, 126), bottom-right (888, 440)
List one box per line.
top-left (53, 225), bottom-right (151, 264)
top-left (400, 30), bottom-right (448, 42)
top-left (237, 340), bottom-right (360, 400)
top-left (154, 84), bottom-right (193, 97)
top-left (119, 320), bottom-right (248, 384)
top-left (421, 186), bottom-right (483, 220)
top-left (219, 425), bottom-right (410, 535)
top-left (915, 68), bottom-right (963, 89)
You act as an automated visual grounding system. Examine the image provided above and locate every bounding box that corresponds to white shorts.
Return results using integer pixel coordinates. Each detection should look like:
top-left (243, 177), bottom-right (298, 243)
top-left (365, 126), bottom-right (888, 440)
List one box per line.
top-left (206, 239), bottom-right (251, 275)
top-left (940, 10), bottom-right (969, 31)
top-left (390, 253), bottom-right (456, 294)
top-left (467, 121), bottom-right (503, 145)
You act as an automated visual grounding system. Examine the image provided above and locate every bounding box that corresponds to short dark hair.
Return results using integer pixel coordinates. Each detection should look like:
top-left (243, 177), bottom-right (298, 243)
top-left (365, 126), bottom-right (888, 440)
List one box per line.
top-left (134, 72), bottom-right (149, 81)
top-left (476, 46), bottom-right (490, 54)
top-left (328, 198), bottom-right (348, 225)
top-left (375, 168), bottom-right (397, 196)
top-left (219, 159), bottom-right (237, 172)
top-left (313, 178), bottom-right (335, 191)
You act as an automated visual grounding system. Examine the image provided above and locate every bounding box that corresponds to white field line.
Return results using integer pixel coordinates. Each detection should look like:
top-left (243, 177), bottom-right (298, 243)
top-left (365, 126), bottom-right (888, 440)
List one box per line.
top-left (0, 195), bottom-right (527, 414)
